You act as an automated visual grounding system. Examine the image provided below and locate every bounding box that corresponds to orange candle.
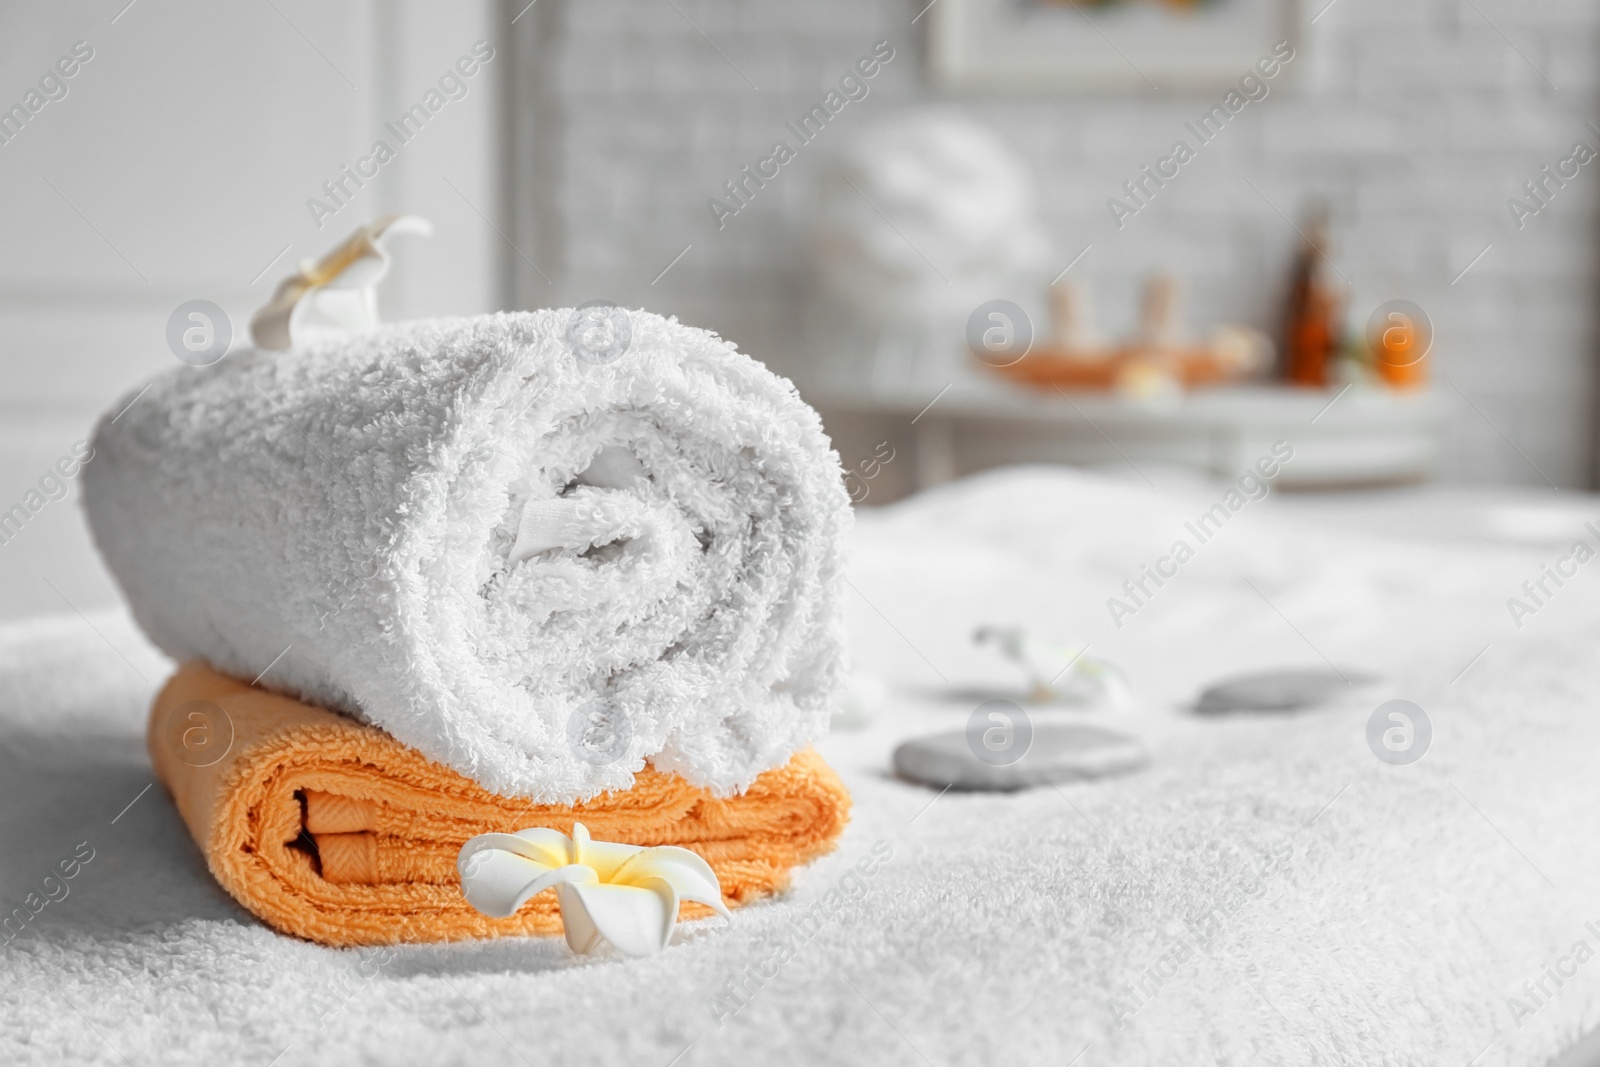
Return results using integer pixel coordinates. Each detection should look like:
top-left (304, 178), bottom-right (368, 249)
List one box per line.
top-left (1368, 302), bottom-right (1430, 390)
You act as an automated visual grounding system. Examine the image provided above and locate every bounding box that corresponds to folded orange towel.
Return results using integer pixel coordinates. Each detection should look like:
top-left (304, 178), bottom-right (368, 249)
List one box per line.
top-left (149, 663), bottom-right (851, 948)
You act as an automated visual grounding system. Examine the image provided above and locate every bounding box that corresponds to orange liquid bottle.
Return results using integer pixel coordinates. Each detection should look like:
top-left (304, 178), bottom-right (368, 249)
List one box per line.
top-left (1281, 206), bottom-right (1344, 388)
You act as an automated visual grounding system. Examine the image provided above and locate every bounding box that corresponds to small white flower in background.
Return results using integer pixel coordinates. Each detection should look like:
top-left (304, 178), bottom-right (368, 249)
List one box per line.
top-left (457, 822), bottom-right (731, 957)
top-left (973, 625), bottom-right (1131, 708)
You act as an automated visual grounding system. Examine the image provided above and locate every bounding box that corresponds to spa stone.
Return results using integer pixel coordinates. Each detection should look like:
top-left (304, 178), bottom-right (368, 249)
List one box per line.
top-left (893, 723), bottom-right (1148, 791)
top-left (1195, 668), bottom-right (1377, 715)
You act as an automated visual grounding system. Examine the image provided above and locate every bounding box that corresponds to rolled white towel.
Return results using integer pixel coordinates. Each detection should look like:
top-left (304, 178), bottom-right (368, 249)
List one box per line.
top-left (83, 309), bottom-right (851, 802)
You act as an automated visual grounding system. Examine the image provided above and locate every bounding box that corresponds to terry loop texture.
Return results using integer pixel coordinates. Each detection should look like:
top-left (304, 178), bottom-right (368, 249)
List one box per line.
top-left (148, 663), bottom-right (852, 948)
top-left (85, 310), bottom-right (852, 802)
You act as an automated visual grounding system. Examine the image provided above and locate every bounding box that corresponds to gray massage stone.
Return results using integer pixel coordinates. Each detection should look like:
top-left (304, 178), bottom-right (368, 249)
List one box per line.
top-left (893, 723), bottom-right (1149, 792)
top-left (1195, 668), bottom-right (1376, 715)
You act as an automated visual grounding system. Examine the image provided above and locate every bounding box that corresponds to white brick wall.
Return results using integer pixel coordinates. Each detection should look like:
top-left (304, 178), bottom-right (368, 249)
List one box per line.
top-left (514, 0), bottom-right (1600, 487)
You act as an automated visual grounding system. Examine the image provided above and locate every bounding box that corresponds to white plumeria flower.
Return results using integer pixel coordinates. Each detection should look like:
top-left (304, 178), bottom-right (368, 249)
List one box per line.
top-left (457, 822), bottom-right (732, 957)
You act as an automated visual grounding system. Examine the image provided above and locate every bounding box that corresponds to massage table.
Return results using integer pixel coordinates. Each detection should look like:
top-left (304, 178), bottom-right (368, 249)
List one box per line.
top-left (2, 466), bottom-right (1597, 1065)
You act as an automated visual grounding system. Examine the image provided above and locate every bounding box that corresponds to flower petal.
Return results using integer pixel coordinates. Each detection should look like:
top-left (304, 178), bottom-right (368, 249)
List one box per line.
top-left (512, 827), bottom-right (581, 867)
top-left (556, 878), bottom-right (677, 957)
top-left (457, 833), bottom-right (596, 918)
top-left (459, 829), bottom-right (572, 872)
top-left (573, 838), bottom-right (646, 882)
top-left (612, 846), bottom-right (731, 919)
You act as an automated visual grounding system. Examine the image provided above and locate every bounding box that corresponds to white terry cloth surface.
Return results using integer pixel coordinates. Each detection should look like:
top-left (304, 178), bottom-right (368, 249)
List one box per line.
top-left (80, 310), bottom-right (851, 802)
top-left (7, 466), bottom-right (1600, 1066)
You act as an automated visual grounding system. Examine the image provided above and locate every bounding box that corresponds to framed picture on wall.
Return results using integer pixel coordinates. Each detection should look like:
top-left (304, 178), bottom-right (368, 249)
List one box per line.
top-left (928, 0), bottom-right (1301, 93)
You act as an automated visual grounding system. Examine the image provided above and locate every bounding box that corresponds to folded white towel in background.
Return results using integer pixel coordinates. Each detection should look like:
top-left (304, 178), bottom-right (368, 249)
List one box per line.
top-left (83, 309), bottom-right (851, 802)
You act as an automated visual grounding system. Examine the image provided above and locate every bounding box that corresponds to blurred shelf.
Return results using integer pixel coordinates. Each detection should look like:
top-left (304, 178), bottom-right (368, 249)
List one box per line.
top-left (806, 380), bottom-right (1444, 497)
